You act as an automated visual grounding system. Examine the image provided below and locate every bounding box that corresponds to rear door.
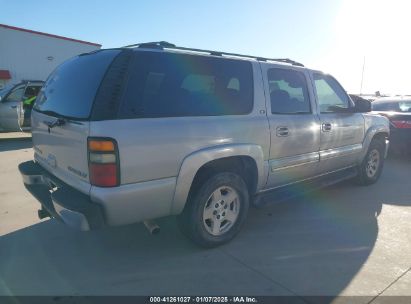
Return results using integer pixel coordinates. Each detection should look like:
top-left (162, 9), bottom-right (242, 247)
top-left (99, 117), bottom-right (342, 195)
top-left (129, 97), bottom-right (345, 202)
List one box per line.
top-left (261, 65), bottom-right (321, 188)
top-left (32, 50), bottom-right (121, 195)
top-left (311, 72), bottom-right (365, 172)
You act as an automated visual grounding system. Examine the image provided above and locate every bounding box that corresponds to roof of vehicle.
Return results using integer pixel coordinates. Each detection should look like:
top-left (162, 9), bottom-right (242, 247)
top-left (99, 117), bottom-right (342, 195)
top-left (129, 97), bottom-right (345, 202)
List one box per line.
top-left (373, 97), bottom-right (411, 103)
top-left (121, 41), bottom-right (306, 68)
top-left (6, 81), bottom-right (44, 89)
top-left (20, 80), bottom-right (44, 84)
top-left (0, 80), bottom-right (44, 96)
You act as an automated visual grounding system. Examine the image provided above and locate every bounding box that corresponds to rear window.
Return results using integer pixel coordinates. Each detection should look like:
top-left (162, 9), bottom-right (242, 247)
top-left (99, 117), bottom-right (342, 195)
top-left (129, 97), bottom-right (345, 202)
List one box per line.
top-left (119, 51), bottom-right (253, 118)
top-left (34, 50), bottom-right (120, 119)
top-left (372, 100), bottom-right (411, 112)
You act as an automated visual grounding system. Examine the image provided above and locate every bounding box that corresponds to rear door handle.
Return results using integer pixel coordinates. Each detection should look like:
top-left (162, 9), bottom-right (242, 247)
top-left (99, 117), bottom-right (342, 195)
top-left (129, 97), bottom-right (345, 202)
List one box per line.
top-left (322, 122), bottom-right (332, 132)
top-left (276, 126), bottom-right (289, 137)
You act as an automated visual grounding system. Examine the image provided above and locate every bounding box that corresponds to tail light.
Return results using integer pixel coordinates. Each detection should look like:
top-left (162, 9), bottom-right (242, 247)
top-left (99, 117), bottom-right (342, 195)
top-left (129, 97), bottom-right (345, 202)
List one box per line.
top-left (88, 138), bottom-right (120, 187)
top-left (391, 120), bottom-right (411, 129)
top-left (379, 113), bottom-right (411, 129)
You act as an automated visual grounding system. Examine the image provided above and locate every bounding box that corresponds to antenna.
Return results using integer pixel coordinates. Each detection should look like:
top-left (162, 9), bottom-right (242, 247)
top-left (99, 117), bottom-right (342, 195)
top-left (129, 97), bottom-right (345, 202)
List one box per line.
top-left (360, 56), bottom-right (365, 95)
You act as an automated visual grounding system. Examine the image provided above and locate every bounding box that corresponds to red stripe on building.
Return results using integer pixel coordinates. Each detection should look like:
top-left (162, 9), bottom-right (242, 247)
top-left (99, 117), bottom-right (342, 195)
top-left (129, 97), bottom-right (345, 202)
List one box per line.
top-left (0, 70), bottom-right (11, 80)
top-left (0, 24), bottom-right (102, 47)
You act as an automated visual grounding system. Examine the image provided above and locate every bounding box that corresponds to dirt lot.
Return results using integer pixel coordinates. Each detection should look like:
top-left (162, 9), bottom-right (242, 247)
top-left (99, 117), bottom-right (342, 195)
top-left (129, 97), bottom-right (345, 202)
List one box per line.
top-left (0, 138), bottom-right (410, 302)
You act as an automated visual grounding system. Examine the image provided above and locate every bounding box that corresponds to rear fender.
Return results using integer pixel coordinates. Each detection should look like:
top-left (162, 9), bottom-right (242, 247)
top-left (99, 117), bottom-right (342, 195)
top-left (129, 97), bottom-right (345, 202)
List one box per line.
top-left (171, 144), bottom-right (267, 214)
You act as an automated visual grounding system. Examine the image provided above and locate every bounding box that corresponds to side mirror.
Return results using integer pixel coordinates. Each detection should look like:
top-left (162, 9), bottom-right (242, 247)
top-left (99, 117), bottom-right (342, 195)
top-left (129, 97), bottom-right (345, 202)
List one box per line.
top-left (353, 98), bottom-right (371, 113)
top-left (355, 99), bottom-right (372, 113)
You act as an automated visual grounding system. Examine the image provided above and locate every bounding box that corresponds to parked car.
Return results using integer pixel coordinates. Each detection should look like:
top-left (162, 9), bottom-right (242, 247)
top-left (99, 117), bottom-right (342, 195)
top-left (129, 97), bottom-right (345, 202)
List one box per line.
top-left (0, 80), bottom-right (44, 131)
top-left (372, 97), bottom-right (411, 155)
top-left (19, 42), bottom-right (389, 247)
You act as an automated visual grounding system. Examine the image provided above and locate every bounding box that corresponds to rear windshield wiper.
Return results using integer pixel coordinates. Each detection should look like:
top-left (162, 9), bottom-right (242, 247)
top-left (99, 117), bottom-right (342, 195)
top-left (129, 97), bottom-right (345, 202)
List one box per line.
top-left (34, 109), bottom-right (84, 127)
top-left (33, 109), bottom-right (67, 128)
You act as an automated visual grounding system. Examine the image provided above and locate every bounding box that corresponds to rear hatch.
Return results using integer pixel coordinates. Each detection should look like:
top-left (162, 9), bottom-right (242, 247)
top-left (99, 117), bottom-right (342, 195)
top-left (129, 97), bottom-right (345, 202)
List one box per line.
top-left (32, 50), bottom-right (121, 195)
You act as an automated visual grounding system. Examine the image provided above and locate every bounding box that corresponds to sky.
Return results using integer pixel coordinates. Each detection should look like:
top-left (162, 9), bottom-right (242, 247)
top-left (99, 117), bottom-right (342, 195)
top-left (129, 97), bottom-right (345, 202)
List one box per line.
top-left (1, 0), bottom-right (410, 95)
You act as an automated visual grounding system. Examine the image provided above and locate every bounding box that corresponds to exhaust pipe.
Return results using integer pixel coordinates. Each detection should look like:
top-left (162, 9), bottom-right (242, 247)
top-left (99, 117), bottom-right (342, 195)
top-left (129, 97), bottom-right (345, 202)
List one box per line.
top-left (143, 220), bottom-right (160, 235)
top-left (38, 208), bottom-right (51, 220)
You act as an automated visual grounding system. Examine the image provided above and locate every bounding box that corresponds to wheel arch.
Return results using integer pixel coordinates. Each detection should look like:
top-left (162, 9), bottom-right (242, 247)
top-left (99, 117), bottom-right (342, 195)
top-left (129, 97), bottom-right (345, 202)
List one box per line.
top-left (171, 144), bottom-right (267, 215)
top-left (361, 125), bottom-right (389, 161)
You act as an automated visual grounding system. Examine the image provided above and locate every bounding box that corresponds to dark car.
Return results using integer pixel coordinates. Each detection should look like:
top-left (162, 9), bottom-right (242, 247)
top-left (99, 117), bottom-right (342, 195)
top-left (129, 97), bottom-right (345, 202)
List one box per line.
top-left (372, 97), bottom-right (411, 155)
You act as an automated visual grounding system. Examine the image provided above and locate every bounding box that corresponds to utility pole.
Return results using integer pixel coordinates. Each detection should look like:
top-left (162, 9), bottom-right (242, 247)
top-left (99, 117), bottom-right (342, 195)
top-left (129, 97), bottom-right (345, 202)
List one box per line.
top-left (360, 56), bottom-right (365, 96)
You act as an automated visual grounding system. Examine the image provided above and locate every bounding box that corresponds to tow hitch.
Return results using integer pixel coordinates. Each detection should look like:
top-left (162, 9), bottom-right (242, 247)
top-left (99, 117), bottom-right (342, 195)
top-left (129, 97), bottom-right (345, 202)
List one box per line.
top-left (38, 208), bottom-right (51, 220)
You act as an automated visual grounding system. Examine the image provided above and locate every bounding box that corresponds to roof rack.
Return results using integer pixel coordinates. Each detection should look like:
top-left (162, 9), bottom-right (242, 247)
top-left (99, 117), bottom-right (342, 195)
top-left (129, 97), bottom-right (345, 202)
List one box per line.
top-left (122, 41), bottom-right (304, 67)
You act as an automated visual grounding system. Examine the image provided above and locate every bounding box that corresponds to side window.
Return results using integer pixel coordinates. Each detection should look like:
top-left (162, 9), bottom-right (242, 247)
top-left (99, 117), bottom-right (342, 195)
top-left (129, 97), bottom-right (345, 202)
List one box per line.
top-left (120, 52), bottom-right (254, 118)
top-left (399, 101), bottom-right (411, 112)
top-left (24, 86), bottom-right (41, 99)
top-left (267, 68), bottom-right (311, 114)
top-left (313, 74), bottom-right (350, 113)
top-left (372, 102), bottom-right (399, 112)
top-left (181, 74), bottom-right (215, 94)
top-left (4, 86), bottom-right (25, 103)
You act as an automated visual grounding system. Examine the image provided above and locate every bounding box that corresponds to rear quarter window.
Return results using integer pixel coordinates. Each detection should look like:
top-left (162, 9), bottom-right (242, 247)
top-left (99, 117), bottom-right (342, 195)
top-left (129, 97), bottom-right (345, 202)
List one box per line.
top-left (119, 51), bottom-right (254, 118)
top-left (372, 102), bottom-right (400, 111)
top-left (399, 101), bottom-right (411, 112)
top-left (34, 50), bottom-right (120, 119)
top-left (373, 100), bottom-right (411, 112)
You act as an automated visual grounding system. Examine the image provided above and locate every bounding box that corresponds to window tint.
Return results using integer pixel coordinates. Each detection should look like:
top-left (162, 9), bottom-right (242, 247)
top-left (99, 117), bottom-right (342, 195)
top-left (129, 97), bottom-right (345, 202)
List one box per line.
top-left (181, 74), bottom-right (215, 94)
top-left (372, 101), bottom-right (411, 112)
top-left (120, 52), bottom-right (253, 118)
top-left (4, 86), bottom-right (24, 103)
top-left (372, 102), bottom-right (400, 111)
top-left (314, 74), bottom-right (350, 113)
top-left (34, 50), bottom-right (120, 119)
top-left (268, 68), bottom-right (310, 114)
top-left (399, 101), bottom-right (411, 112)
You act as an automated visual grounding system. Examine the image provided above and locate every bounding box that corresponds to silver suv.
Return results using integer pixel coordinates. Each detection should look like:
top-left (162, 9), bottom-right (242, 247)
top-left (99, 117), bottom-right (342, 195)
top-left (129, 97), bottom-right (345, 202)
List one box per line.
top-left (19, 42), bottom-right (389, 247)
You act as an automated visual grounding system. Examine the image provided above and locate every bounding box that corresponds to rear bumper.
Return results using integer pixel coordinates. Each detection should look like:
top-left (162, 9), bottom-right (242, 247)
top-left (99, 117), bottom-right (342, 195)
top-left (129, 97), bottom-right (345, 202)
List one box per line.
top-left (390, 130), bottom-right (411, 153)
top-left (18, 160), bottom-right (105, 231)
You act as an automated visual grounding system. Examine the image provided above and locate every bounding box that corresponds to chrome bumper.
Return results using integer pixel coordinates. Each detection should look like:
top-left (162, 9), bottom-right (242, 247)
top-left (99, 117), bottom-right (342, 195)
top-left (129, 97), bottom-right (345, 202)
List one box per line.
top-left (18, 160), bottom-right (105, 231)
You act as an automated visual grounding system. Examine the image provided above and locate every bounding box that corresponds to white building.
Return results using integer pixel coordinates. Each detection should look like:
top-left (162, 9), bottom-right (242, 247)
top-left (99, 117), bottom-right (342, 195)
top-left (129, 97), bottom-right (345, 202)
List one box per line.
top-left (0, 24), bottom-right (101, 89)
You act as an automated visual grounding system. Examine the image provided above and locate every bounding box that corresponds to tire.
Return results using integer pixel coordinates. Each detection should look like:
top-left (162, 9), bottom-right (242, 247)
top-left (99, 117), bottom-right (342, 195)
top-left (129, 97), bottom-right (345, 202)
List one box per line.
top-left (177, 172), bottom-right (249, 248)
top-left (356, 138), bottom-right (385, 185)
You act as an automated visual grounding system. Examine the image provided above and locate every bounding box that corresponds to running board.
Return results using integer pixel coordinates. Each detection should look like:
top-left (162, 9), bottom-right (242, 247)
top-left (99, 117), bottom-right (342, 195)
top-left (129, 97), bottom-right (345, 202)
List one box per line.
top-left (253, 167), bottom-right (358, 208)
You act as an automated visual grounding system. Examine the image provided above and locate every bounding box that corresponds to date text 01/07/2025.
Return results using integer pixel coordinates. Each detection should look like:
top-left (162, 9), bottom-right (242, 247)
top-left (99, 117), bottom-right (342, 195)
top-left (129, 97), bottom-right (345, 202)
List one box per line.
top-left (148, 296), bottom-right (258, 303)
